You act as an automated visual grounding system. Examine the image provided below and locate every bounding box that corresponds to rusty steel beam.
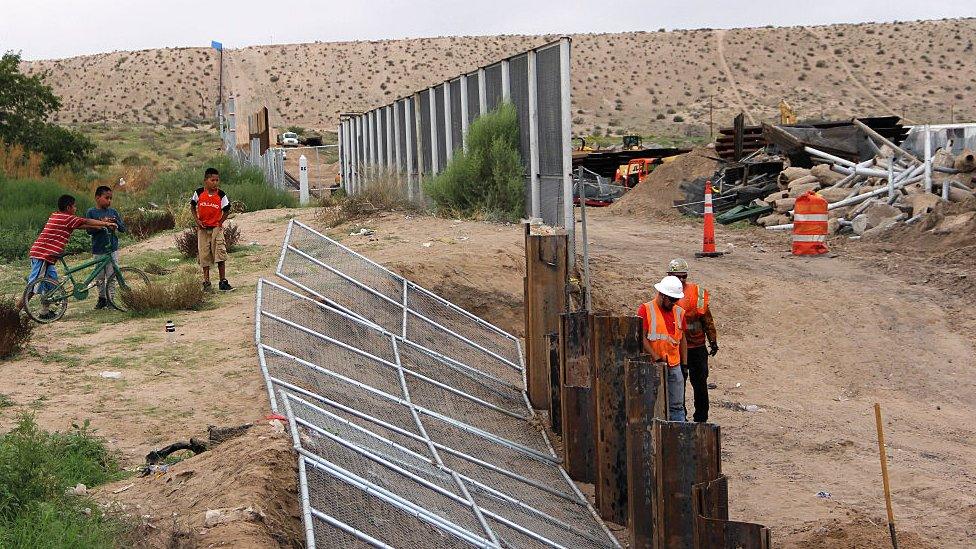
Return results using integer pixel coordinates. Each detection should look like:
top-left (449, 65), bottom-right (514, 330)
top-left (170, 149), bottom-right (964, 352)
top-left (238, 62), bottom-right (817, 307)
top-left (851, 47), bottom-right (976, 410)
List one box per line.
top-left (693, 476), bottom-right (771, 549)
top-left (654, 421), bottom-right (722, 548)
top-left (559, 310), bottom-right (596, 483)
top-left (546, 332), bottom-right (561, 435)
top-left (625, 357), bottom-right (668, 549)
top-left (524, 224), bottom-right (568, 409)
top-left (592, 314), bottom-right (643, 525)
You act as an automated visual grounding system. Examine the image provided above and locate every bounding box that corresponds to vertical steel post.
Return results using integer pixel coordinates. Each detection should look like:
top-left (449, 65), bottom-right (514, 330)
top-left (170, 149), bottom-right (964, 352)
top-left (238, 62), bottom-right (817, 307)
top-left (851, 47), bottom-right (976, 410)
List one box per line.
top-left (393, 101), bottom-right (403, 181)
top-left (299, 154), bottom-right (309, 205)
top-left (444, 82), bottom-right (454, 163)
top-left (386, 106), bottom-right (394, 168)
top-left (559, 37), bottom-right (576, 272)
top-left (528, 50), bottom-right (541, 219)
top-left (924, 125), bottom-right (933, 194)
top-left (226, 97), bottom-right (236, 152)
top-left (478, 68), bottom-right (487, 115)
top-left (460, 75), bottom-right (470, 152)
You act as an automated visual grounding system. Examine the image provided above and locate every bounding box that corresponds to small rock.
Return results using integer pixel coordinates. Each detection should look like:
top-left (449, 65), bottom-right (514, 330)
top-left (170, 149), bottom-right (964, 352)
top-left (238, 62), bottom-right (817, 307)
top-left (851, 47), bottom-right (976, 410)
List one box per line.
top-left (69, 483), bottom-right (88, 496)
top-left (707, 383), bottom-right (717, 390)
top-left (100, 371), bottom-right (122, 379)
top-left (816, 491), bottom-right (832, 499)
top-left (422, 242), bottom-right (433, 248)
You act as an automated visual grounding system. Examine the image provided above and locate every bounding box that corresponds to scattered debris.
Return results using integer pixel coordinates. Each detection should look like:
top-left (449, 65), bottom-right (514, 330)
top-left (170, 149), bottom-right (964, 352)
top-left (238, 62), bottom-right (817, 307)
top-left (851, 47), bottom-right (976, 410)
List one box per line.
top-left (204, 506), bottom-right (266, 528)
top-left (349, 227), bottom-right (374, 236)
top-left (816, 491), bottom-right (832, 499)
top-left (99, 371), bottom-right (122, 379)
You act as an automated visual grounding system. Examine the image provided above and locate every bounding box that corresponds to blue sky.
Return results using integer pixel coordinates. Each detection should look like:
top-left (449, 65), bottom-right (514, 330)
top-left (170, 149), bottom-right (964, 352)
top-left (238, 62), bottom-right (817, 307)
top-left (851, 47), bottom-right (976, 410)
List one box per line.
top-left (3, 0), bottom-right (974, 60)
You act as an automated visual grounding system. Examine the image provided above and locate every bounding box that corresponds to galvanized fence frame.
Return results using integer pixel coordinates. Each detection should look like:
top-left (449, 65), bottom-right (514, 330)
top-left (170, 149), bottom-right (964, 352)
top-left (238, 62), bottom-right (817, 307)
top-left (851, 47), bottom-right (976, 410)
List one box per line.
top-left (338, 38), bottom-right (574, 245)
top-left (255, 262), bottom-right (620, 547)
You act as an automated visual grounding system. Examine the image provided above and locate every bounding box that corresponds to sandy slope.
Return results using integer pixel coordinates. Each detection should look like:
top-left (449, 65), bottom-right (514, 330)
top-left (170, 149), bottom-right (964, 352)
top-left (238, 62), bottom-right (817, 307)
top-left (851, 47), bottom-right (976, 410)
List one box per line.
top-left (21, 18), bottom-right (976, 137)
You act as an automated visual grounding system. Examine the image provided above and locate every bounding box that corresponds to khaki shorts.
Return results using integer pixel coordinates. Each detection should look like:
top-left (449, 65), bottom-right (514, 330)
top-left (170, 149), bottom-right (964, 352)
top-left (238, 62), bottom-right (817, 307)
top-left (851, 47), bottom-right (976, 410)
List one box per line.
top-left (197, 226), bottom-right (227, 267)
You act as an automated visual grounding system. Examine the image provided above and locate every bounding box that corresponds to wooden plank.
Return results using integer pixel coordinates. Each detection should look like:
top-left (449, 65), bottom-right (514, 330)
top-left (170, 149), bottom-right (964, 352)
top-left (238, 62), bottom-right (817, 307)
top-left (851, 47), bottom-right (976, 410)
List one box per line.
top-left (559, 311), bottom-right (595, 483)
top-left (592, 314), bottom-right (643, 525)
top-left (524, 227), bottom-right (568, 409)
top-left (546, 332), bottom-right (561, 435)
top-left (626, 357), bottom-right (668, 549)
top-left (655, 421), bottom-right (722, 549)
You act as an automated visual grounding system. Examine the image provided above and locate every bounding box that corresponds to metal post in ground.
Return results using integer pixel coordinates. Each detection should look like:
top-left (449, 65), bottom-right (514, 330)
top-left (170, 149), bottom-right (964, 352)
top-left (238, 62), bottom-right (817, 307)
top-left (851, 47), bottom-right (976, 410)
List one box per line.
top-left (299, 155), bottom-right (309, 205)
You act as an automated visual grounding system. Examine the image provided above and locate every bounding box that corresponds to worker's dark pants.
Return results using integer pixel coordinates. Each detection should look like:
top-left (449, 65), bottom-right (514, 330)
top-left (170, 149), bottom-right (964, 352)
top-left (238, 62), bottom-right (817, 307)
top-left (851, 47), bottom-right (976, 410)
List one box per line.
top-left (682, 346), bottom-right (710, 423)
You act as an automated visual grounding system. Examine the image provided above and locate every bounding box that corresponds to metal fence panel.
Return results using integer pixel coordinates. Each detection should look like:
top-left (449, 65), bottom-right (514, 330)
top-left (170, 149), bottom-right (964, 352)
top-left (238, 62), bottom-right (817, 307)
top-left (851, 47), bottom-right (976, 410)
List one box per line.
top-left (485, 63), bottom-right (503, 112)
top-left (450, 79), bottom-right (463, 153)
top-left (397, 100), bottom-right (408, 172)
top-left (435, 84), bottom-right (448, 173)
top-left (509, 54), bottom-right (531, 171)
top-left (535, 45), bottom-right (562, 178)
top-left (466, 71), bottom-right (481, 125)
top-left (419, 90), bottom-right (433, 175)
top-left (256, 221), bottom-right (620, 549)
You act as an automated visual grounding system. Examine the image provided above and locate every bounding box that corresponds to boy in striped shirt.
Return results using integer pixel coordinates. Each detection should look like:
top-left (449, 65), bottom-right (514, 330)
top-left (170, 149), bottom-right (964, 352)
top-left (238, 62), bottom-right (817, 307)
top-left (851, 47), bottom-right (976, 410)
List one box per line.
top-left (23, 194), bottom-right (117, 319)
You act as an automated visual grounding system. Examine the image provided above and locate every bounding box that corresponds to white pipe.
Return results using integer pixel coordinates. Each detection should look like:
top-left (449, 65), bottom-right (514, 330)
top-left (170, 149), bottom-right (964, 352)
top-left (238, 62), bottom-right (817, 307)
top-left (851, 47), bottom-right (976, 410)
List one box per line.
top-left (527, 50), bottom-right (541, 219)
top-left (887, 158), bottom-right (894, 201)
top-left (924, 125), bottom-right (933, 194)
top-left (828, 175), bottom-right (922, 210)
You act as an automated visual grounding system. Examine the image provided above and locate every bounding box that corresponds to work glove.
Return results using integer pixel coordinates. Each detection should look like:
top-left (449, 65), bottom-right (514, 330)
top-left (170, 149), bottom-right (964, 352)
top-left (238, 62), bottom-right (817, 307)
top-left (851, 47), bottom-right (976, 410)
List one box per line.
top-left (709, 342), bottom-right (719, 357)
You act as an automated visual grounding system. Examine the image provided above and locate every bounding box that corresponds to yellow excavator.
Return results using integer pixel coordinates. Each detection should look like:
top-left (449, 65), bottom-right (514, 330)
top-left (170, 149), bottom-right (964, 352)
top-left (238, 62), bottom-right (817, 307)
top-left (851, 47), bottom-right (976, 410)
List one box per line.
top-left (779, 100), bottom-right (797, 125)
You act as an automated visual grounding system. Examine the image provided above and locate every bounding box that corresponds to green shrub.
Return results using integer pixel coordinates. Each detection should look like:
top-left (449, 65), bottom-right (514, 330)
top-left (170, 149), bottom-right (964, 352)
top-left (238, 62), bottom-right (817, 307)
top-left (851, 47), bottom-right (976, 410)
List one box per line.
top-left (121, 273), bottom-right (207, 314)
top-left (0, 416), bottom-right (129, 547)
top-left (0, 296), bottom-right (32, 359)
top-left (424, 102), bottom-right (525, 221)
top-left (320, 169), bottom-right (414, 227)
top-left (173, 223), bottom-right (243, 258)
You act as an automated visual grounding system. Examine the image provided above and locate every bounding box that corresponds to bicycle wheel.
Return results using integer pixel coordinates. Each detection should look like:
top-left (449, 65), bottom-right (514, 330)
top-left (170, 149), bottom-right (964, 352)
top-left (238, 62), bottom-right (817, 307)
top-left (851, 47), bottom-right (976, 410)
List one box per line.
top-left (106, 267), bottom-right (152, 312)
top-left (22, 276), bottom-right (69, 323)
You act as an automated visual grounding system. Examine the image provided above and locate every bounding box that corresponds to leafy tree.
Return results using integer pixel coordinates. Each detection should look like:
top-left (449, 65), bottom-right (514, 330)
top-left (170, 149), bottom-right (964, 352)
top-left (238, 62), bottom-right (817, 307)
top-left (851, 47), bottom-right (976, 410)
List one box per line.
top-left (0, 52), bottom-right (94, 171)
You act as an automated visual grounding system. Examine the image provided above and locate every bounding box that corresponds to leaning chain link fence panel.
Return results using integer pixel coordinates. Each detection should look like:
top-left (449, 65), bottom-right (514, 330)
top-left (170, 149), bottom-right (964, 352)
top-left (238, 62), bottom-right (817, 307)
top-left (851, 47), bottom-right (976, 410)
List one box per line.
top-left (276, 221), bottom-right (525, 388)
top-left (257, 223), bottom-right (619, 548)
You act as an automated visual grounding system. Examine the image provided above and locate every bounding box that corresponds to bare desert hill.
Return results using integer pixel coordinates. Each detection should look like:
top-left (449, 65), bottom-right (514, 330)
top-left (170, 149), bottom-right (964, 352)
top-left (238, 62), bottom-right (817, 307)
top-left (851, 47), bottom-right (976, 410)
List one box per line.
top-left (22, 18), bottom-right (976, 138)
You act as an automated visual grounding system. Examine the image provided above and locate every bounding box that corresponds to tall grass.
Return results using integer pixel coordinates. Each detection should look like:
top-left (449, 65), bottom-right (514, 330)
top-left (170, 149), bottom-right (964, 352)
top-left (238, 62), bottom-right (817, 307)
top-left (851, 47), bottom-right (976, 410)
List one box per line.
top-left (136, 155), bottom-right (296, 213)
top-left (0, 177), bottom-right (95, 261)
top-left (320, 168), bottom-right (415, 227)
top-left (424, 102), bottom-right (525, 221)
top-left (0, 416), bottom-right (130, 547)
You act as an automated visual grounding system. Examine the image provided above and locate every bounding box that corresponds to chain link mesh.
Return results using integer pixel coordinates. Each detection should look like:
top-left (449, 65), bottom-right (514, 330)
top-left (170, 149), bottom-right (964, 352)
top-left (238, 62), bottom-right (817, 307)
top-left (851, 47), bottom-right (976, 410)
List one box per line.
top-left (485, 64), bottom-right (503, 112)
top-left (260, 220), bottom-right (616, 548)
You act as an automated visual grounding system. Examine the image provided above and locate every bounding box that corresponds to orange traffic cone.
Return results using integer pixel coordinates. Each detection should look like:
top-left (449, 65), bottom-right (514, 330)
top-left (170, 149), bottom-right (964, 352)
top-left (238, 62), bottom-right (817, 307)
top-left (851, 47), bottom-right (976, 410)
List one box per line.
top-left (696, 180), bottom-right (725, 258)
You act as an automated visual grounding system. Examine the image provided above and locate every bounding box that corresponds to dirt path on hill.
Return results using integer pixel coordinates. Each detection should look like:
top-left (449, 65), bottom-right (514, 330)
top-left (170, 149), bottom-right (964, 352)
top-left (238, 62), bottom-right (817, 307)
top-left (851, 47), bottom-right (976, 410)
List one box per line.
top-left (715, 30), bottom-right (756, 125)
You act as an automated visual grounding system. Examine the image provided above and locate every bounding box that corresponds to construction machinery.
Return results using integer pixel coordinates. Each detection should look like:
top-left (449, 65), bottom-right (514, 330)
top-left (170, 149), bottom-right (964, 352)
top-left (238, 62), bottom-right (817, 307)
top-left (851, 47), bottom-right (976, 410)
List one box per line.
top-left (613, 156), bottom-right (680, 188)
top-left (779, 100), bottom-right (797, 125)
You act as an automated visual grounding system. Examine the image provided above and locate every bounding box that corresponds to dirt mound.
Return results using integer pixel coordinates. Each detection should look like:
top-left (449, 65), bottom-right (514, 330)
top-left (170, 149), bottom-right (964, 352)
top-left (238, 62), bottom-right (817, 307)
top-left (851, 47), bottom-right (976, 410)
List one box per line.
top-left (95, 426), bottom-right (302, 548)
top-left (610, 148), bottom-right (719, 217)
top-left (788, 514), bottom-right (935, 549)
top-left (877, 196), bottom-right (976, 250)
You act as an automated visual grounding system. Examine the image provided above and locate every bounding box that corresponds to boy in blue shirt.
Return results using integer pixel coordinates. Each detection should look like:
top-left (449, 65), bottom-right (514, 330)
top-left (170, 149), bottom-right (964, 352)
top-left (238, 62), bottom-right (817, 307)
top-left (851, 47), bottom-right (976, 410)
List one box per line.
top-left (87, 186), bottom-right (126, 309)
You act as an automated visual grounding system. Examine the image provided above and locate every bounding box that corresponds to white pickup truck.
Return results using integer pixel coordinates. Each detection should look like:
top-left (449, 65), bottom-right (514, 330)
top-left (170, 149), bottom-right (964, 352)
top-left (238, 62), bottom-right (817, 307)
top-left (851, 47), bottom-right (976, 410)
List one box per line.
top-left (279, 132), bottom-right (300, 147)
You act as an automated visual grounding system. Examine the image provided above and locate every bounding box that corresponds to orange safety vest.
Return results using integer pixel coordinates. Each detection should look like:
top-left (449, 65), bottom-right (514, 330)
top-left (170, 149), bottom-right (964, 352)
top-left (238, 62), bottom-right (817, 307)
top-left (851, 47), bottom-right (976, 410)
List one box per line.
top-left (793, 191), bottom-right (829, 255)
top-left (677, 282), bottom-right (709, 347)
top-left (643, 300), bottom-right (685, 367)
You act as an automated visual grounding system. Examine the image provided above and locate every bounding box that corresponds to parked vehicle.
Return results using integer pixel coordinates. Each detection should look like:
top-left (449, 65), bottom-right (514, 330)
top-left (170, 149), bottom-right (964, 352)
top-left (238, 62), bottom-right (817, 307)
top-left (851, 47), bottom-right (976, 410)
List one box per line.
top-left (279, 132), bottom-right (300, 147)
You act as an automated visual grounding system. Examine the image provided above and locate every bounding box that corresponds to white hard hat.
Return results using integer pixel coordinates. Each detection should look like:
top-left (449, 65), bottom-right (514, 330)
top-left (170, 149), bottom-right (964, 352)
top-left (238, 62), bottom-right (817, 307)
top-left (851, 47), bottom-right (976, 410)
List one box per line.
top-left (654, 276), bottom-right (685, 299)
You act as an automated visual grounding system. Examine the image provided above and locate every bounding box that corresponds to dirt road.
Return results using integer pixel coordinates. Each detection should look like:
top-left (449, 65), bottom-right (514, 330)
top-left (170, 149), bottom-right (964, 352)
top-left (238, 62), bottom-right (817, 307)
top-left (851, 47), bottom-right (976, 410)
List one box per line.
top-left (3, 206), bottom-right (972, 547)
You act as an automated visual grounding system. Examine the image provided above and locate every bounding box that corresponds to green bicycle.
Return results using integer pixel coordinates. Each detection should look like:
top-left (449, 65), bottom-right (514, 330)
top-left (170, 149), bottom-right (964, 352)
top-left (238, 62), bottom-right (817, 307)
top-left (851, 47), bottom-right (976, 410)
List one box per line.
top-left (21, 252), bottom-right (151, 324)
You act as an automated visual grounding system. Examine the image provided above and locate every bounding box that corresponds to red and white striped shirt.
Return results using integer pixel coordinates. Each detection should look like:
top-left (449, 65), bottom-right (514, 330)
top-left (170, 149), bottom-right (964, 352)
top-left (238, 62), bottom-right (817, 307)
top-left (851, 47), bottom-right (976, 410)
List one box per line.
top-left (28, 212), bottom-right (87, 264)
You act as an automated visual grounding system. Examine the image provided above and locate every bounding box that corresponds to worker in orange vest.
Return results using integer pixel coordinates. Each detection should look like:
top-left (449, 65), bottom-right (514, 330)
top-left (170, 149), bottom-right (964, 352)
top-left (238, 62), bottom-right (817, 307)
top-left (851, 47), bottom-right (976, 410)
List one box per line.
top-left (637, 275), bottom-right (688, 421)
top-left (667, 258), bottom-right (719, 423)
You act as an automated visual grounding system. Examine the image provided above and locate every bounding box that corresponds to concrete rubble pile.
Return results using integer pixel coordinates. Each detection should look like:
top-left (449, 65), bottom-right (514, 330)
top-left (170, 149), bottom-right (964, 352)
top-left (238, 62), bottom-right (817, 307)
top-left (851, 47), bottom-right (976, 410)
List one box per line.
top-left (758, 120), bottom-right (976, 238)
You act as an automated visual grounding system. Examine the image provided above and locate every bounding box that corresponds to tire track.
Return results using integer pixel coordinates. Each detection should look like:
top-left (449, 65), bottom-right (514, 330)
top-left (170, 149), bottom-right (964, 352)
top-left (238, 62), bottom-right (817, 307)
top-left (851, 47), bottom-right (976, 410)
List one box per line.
top-left (715, 29), bottom-right (756, 125)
